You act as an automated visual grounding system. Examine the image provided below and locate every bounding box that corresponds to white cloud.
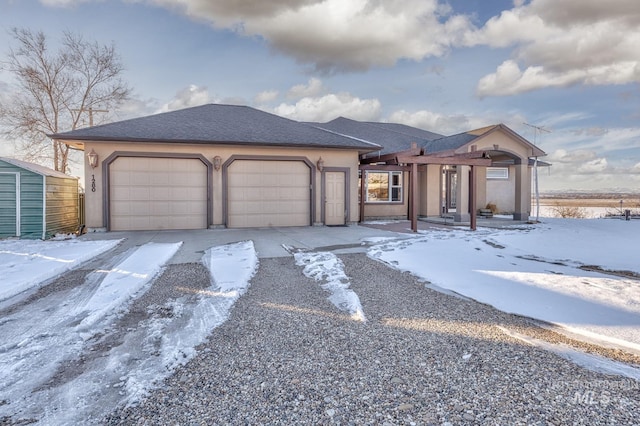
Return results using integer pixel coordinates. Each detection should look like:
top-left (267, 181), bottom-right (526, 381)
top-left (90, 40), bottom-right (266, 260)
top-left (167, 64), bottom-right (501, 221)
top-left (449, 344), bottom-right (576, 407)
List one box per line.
top-left (157, 84), bottom-right (212, 113)
top-left (572, 127), bottom-right (608, 138)
top-left (39, 0), bottom-right (90, 6)
top-left (387, 108), bottom-right (526, 135)
top-left (548, 149), bottom-right (598, 164)
top-left (470, 0), bottom-right (640, 96)
top-left (254, 90), bottom-right (279, 105)
top-left (577, 158), bottom-right (608, 173)
top-left (633, 162), bottom-right (640, 172)
top-left (112, 97), bottom-right (161, 120)
top-left (273, 93), bottom-right (381, 122)
top-left (477, 60), bottom-right (640, 97)
top-left (141, 0), bottom-right (474, 71)
top-left (286, 78), bottom-right (324, 100)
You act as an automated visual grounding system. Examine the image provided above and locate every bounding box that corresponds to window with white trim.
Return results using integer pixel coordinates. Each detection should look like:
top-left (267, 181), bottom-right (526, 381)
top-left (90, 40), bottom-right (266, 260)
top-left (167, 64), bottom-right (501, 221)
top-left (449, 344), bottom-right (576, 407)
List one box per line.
top-left (487, 167), bottom-right (509, 179)
top-left (366, 171), bottom-right (403, 202)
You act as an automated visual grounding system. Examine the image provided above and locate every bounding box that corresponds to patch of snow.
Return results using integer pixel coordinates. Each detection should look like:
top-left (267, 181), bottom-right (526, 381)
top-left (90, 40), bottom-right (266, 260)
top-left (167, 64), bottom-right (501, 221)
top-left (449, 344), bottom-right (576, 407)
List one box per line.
top-left (498, 326), bottom-right (640, 381)
top-left (295, 251), bottom-right (366, 322)
top-left (368, 219), bottom-right (640, 353)
top-left (202, 240), bottom-right (258, 292)
top-left (75, 242), bottom-right (182, 331)
top-left (360, 236), bottom-right (407, 244)
top-left (361, 220), bottom-right (404, 225)
top-left (50, 233), bottom-right (77, 241)
top-left (0, 242), bottom-right (182, 424)
top-left (0, 239), bottom-right (259, 424)
top-left (0, 238), bottom-right (122, 303)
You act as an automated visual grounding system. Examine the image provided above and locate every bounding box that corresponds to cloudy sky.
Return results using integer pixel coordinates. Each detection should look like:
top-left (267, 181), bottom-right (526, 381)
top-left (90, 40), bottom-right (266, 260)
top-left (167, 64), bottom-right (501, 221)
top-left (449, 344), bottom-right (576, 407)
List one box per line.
top-left (1, 0), bottom-right (639, 191)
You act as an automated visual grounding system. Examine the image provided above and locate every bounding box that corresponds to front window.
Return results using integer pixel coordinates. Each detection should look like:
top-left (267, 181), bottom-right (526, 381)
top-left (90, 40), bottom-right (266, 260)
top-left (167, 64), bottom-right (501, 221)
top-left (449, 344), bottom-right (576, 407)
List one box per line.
top-left (487, 167), bottom-right (509, 179)
top-left (366, 171), bottom-right (402, 202)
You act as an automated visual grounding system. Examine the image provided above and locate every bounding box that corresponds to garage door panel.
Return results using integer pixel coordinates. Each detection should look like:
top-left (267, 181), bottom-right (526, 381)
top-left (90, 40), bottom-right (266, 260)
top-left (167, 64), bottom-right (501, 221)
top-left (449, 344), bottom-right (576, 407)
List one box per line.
top-left (130, 187), bottom-right (150, 200)
top-left (149, 172), bottom-right (169, 185)
top-left (227, 160), bottom-right (310, 228)
top-left (110, 201), bottom-right (130, 215)
top-left (130, 171), bottom-right (150, 185)
top-left (110, 157), bottom-right (207, 231)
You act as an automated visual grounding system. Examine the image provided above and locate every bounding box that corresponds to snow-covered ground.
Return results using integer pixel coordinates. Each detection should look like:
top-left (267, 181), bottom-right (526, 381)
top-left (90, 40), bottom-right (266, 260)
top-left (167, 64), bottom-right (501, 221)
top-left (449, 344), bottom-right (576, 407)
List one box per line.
top-left (295, 251), bottom-right (366, 322)
top-left (0, 237), bottom-right (121, 304)
top-left (368, 218), bottom-right (640, 355)
top-left (1, 218), bottom-right (639, 423)
top-left (0, 238), bottom-right (258, 424)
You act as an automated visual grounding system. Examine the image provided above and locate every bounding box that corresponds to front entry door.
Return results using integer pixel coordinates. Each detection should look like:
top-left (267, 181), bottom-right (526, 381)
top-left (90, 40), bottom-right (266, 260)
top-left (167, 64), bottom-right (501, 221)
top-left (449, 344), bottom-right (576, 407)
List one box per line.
top-left (325, 171), bottom-right (346, 225)
top-left (443, 167), bottom-right (457, 213)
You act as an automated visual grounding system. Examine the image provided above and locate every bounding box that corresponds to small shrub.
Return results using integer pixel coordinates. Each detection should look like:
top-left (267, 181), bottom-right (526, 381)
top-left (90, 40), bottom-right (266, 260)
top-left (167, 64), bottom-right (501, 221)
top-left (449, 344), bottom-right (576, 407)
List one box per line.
top-left (550, 204), bottom-right (587, 219)
top-left (486, 203), bottom-right (498, 214)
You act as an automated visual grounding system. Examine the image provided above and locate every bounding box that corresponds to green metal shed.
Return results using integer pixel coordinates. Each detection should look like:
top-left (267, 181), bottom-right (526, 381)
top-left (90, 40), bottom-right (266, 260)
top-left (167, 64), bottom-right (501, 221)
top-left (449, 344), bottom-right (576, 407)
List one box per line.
top-left (0, 157), bottom-right (79, 239)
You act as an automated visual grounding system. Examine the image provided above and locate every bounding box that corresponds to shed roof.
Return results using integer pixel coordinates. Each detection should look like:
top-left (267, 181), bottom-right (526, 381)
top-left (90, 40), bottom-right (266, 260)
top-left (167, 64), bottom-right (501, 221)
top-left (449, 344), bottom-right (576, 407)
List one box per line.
top-left (50, 104), bottom-right (380, 153)
top-left (0, 157), bottom-right (77, 180)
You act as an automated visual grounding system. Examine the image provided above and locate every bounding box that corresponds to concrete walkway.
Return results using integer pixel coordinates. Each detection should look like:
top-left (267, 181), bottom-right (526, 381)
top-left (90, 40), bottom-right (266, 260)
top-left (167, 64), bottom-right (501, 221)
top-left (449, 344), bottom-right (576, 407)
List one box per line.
top-left (79, 225), bottom-right (408, 263)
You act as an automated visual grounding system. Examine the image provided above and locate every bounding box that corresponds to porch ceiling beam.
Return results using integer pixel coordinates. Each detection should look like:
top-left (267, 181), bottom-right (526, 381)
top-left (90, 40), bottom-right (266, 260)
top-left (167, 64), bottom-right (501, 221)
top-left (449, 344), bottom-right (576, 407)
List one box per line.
top-left (426, 150), bottom-right (489, 159)
top-left (395, 155), bottom-right (492, 166)
top-left (359, 164), bottom-right (411, 171)
top-left (360, 144), bottom-right (421, 164)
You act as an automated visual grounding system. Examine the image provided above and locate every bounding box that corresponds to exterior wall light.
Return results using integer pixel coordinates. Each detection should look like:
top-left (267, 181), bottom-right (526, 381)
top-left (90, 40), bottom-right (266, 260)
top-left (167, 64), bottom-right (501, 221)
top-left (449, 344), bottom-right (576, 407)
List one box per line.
top-left (213, 156), bottom-right (222, 171)
top-left (317, 157), bottom-right (324, 172)
top-left (87, 149), bottom-right (99, 168)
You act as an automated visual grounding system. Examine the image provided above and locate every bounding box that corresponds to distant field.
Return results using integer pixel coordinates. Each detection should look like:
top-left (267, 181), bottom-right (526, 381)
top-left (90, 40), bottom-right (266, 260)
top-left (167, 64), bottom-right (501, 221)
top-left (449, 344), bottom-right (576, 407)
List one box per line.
top-left (534, 195), bottom-right (639, 218)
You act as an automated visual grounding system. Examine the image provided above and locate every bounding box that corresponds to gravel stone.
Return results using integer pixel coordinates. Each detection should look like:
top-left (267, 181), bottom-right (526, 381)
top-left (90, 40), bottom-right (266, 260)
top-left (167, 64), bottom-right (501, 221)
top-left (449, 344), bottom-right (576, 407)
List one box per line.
top-left (100, 253), bottom-right (640, 425)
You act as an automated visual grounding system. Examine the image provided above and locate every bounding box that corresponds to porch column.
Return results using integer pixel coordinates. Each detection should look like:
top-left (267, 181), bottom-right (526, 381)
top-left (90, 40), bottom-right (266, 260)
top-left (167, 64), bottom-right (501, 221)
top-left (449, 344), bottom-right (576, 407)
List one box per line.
top-left (411, 162), bottom-right (418, 232)
top-left (359, 169), bottom-right (366, 223)
top-left (454, 165), bottom-right (470, 222)
top-left (470, 165), bottom-right (477, 231)
top-left (513, 162), bottom-right (530, 220)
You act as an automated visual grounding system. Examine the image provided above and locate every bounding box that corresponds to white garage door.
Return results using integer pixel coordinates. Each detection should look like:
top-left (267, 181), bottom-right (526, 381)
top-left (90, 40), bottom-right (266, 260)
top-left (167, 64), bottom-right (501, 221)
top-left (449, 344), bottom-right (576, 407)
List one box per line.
top-left (110, 157), bottom-right (207, 231)
top-left (227, 160), bottom-right (311, 228)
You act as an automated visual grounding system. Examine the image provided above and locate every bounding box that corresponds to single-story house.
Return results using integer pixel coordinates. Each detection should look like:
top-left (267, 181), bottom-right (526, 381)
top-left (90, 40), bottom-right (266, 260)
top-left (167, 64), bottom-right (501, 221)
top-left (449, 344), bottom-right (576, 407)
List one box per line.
top-left (310, 117), bottom-right (547, 229)
top-left (0, 157), bottom-right (79, 239)
top-left (49, 104), bottom-right (546, 232)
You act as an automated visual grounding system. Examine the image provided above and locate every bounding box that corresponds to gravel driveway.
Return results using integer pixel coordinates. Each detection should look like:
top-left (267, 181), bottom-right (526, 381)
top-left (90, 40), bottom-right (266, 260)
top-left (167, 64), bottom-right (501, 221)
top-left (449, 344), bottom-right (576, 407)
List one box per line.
top-left (104, 253), bottom-right (640, 425)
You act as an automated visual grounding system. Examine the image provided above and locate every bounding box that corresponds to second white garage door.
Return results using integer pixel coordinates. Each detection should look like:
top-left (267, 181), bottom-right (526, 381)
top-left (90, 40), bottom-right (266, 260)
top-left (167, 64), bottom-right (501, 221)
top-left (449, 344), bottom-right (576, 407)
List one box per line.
top-left (227, 160), bottom-right (311, 228)
top-left (110, 157), bottom-right (208, 231)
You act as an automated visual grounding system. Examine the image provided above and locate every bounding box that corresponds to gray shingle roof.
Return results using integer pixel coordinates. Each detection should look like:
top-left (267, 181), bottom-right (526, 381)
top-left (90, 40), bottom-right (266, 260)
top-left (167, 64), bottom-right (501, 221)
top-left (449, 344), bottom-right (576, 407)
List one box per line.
top-left (309, 117), bottom-right (431, 156)
top-left (364, 122), bottom-right (443, 141)
top-left (50, 104), bottom-right (381, 152)
top-left (424, 132), bottom-right (478, 153)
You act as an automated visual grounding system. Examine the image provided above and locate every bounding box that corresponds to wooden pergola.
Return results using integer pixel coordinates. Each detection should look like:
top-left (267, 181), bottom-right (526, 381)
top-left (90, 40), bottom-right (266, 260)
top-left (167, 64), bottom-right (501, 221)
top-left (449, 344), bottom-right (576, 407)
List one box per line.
top-left (360, 144), bottom-right (492, 232)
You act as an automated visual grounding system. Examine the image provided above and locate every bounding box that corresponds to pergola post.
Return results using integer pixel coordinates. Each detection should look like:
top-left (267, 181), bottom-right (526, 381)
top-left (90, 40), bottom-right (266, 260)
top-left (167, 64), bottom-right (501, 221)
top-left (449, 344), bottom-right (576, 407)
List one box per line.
top-left (470, 165), bottom-right (477, 231)
top-left (360, 169), bottom-right (366, 223)
top-left (411, 162), bottom-right (418, 232)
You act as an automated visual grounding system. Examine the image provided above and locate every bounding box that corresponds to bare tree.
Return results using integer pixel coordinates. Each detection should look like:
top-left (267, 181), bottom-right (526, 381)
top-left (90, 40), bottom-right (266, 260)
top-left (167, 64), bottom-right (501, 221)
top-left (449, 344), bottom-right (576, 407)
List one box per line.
top-left (0, 28), bottom-right (131, 172)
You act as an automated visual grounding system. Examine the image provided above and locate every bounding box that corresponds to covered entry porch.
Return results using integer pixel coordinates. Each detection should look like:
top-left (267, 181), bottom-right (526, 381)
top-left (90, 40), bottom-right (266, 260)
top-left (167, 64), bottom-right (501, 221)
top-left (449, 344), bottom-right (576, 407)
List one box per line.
top-left (359, 143), bottom-right (533, 232)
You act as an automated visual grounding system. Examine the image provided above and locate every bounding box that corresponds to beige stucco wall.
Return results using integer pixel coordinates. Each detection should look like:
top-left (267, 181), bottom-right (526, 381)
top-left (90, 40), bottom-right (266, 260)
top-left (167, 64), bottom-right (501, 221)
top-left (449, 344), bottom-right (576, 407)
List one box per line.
top-left (485, 167), bottom-right (516, 213)
top-left (418, 165), bottom-right (442, 217)
top-left (463, 130), bottom-right (533, 160)
top-left (462, 129), bottom-right (535, 219)
top-left (83, 141), bottom-right (361, 229)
